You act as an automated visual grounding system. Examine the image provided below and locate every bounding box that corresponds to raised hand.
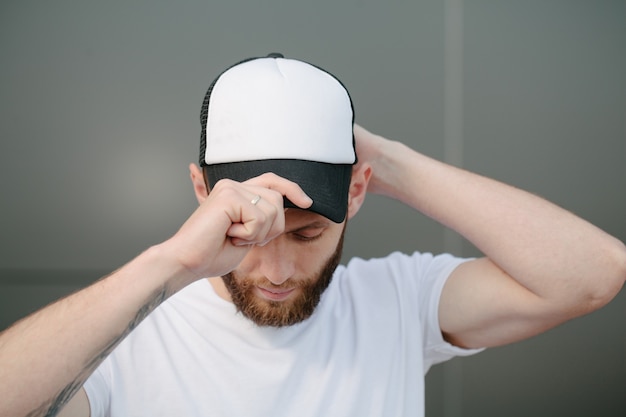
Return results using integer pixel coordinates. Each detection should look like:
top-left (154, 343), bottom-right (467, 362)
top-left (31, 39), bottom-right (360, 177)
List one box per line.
top-left (164, 172), bottom-right (313, 282)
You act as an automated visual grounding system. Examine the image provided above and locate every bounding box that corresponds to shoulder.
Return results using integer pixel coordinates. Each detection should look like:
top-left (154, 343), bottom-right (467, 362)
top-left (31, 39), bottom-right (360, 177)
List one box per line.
top-left (338, 251), bottom-right (469, 287)
top-left (328, 251), bottom-right (471, 312)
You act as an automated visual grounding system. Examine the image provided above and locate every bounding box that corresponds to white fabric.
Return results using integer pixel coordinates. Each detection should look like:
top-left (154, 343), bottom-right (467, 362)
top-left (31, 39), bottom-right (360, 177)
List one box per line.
top-left (204, 57), bottom-right (355, 165)
top-left (84, 251), bottom-right (483, 417)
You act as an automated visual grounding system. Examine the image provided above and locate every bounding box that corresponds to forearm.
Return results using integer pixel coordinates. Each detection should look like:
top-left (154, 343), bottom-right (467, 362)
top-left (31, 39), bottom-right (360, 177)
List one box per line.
top-left (0, 165), bottom-right (316, 417)
top-left (371, 136), bottom-right (625, 310)
top-left (0, 244), bottom-right (193, 417)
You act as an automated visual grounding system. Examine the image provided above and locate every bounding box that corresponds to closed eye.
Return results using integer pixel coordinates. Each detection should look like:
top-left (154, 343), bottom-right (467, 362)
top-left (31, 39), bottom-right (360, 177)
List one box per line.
top-left (291, 228), bottom-right (325, 242)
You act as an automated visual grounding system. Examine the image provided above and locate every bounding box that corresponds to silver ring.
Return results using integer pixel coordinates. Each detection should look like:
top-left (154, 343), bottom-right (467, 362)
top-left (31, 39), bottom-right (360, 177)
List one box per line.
top-left (250, 195), bottom-right (262, 205)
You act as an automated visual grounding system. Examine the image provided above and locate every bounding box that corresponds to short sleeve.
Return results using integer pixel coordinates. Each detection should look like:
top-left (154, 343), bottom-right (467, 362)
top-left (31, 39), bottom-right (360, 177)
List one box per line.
top-left (340, 251), bottom-right (485, 373)
top-left (83, 361), bottom-right (112, 417)
top-left (412, 252), bottom-right (485, 371)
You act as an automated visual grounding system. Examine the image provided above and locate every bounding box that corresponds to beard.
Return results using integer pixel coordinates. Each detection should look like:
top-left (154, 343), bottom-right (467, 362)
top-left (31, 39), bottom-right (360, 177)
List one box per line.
top-left (221, 228), bottom-right (345, 327)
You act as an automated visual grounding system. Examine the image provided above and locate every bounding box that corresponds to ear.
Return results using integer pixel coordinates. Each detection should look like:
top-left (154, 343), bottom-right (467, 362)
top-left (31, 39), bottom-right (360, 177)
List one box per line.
top-left (346, 162), bottom-right (372, 220)
top-left (189, 163), bottom-right (209, 204)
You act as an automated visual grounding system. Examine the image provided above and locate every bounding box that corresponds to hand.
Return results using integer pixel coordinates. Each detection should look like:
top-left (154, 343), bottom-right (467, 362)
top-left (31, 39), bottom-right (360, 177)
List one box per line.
top-left (353, 123), bottom-right (405, 198)
top-left (163, 173), bottom-right (313, 282)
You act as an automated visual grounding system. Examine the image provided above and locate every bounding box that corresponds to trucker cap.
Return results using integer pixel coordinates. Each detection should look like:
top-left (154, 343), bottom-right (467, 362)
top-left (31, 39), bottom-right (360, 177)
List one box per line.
top-left (199, 53), bottom-right (356, 223)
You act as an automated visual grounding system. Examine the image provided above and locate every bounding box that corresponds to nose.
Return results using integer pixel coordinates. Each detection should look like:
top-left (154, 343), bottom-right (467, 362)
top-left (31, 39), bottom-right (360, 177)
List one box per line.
top-left (254, 238), bottom-right (296, 285)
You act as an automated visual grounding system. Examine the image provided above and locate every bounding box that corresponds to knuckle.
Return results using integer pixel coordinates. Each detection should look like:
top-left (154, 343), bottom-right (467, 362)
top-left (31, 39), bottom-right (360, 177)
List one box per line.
top-left (211, 179), bottom-right (236, 195)
top-left (265, 202), bottom-right (280, 219)
top-left (255, 211), bottom-right (269, 225)
top-left (260, 172), bottom-right (279, 181)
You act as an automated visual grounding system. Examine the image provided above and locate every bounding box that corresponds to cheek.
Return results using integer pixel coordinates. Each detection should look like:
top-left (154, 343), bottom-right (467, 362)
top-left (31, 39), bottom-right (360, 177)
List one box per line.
top-left (294, 248), bottom-right (325, 273)
top-left (295, 239), bottom-right (343, 274)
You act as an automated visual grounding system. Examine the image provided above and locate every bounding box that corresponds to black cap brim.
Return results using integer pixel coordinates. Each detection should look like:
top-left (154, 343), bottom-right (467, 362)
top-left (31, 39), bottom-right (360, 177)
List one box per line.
top-left (204, 159), bottom-right (352, 223)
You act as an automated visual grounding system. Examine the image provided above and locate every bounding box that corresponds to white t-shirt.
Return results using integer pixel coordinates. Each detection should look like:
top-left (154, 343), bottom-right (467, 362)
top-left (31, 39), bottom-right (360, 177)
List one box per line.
top-left (84, 251), bottom-right (483, 417)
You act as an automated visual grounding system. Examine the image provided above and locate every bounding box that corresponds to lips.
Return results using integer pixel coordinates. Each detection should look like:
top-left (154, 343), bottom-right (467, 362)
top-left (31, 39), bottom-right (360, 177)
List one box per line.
top-left (256, 286), bottom-right (297, 301)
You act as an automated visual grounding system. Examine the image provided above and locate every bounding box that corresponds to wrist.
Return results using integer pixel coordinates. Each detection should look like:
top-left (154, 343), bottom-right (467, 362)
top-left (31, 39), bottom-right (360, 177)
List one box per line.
top-left (140, 243), bottom-right (200, 294)
top-left (368, 138), bottom-right (420, 200)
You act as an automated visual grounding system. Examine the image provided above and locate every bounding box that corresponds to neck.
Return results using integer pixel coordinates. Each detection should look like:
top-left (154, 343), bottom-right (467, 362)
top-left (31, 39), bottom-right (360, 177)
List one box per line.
top-left (208, 277), bottom-right (232, 302)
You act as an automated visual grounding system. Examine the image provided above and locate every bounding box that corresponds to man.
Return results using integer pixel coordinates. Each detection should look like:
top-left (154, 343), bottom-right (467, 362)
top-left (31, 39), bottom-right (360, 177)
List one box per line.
top-left (0, 53), bottom-right (624, 417)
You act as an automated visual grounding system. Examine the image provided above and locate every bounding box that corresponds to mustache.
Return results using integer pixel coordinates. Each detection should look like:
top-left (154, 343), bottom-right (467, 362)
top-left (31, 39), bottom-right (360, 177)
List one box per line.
top-left (244, 276), bottom-right (313, 291)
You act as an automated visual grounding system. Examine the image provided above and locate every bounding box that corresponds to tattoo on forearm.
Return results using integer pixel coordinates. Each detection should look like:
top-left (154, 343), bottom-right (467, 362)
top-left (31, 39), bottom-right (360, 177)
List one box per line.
top-left (26, 286), bottom-right (169, 417)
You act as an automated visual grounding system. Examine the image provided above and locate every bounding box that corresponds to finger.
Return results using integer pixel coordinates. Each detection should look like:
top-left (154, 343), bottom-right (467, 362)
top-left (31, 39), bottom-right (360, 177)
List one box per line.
top-left (227, 215), bottom-right (282, 246)
top-left (227, 212), bottom-right (278, 243)
top-left (227, 192), bottom-right (284, 245)
top-left (244, 173), bottom-right (313, 209)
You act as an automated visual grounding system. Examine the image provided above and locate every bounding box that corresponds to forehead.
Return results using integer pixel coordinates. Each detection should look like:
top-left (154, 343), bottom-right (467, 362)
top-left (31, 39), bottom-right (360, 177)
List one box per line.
top-left (284, 208), bottom-right (335, 229)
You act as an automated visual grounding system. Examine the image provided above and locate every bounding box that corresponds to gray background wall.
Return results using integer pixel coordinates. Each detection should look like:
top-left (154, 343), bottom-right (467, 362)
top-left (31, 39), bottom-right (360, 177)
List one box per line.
top-left (1, 1), bottom-right (624, 416)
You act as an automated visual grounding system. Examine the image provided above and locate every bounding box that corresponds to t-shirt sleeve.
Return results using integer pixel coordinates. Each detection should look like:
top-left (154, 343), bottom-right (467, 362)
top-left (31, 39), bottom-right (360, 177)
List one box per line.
top-left (413, 252), bottom-right (485, 371)
top-left (83, 361), bottom-right (111, 417)
top-left (376, 251), bottom-right (485, 372)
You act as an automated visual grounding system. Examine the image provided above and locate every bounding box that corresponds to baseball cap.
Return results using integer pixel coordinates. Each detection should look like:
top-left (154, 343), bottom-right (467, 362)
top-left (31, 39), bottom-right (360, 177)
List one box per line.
top-left (199, 53), bottom-right (356, 223)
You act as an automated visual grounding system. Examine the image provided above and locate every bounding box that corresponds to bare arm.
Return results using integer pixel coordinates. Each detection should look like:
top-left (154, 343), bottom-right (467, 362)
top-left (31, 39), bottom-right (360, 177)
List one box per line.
top-left (0, 173), bottom-right (312, 417)
top-left (0, 247), bottom-right (186, 417)
top-left (354, 125), bottom-right (626, 348)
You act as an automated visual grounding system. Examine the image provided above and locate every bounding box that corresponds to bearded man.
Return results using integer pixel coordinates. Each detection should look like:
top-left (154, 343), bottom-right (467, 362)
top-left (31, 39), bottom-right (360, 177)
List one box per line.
top-left (1, 53), bottom-right (624, 417)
